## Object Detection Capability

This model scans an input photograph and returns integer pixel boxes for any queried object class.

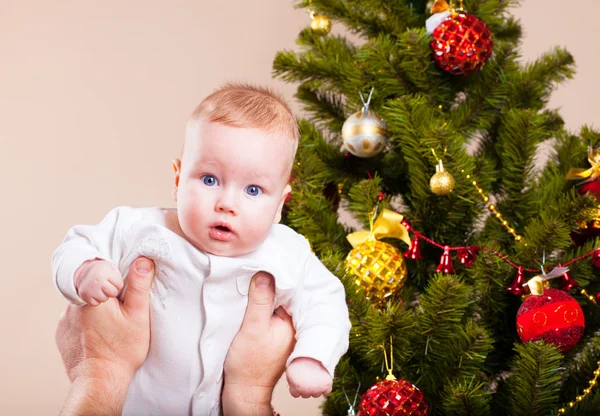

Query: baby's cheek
[245,221,273,249]
[179,200,204,234]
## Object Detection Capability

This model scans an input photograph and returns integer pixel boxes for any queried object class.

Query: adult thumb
[242,271,275,332]
[123,257,155,316]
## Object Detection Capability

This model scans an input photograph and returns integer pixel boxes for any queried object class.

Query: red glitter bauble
[430,12,493,75]
[358,378,429,416]
[516,288,584,353]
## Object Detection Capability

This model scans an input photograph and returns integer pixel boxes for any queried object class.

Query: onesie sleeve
[51,206,137,305]
[285,245,351,377]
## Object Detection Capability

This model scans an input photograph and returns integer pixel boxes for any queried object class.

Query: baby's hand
[75,259,123,306]
[286,357,332,398]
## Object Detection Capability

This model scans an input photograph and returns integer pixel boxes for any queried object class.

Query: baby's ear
[274,184,292,224]
[172,159,182,201]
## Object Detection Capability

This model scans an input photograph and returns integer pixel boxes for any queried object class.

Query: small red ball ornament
[358,378,430,416]
[579,179,600,199]
[431,12,493,75]
[592,250,600,268]
[516,288,584,353]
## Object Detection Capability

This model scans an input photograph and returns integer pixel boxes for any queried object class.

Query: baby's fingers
[101,281,120,298]
[81,291,100,306]
[92,291,109,304]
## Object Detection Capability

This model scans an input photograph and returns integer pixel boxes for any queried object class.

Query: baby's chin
[190,238,259,258]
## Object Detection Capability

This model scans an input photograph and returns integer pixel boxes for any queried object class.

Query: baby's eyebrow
[250,170,272,178]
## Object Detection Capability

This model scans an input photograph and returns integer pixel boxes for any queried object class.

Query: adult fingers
[122,257,155,316]
[241,272,275,332]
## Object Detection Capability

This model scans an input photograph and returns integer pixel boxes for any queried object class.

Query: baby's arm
[52,206,135,305]
[285,250,351,398]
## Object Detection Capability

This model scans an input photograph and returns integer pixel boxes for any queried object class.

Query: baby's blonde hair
[189,82,299,147]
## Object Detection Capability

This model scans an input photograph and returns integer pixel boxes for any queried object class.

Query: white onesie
[52,206,351,416]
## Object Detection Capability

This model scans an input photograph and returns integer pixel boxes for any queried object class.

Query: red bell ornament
[436,246,455,274]
[507,266,529,296]
[559,267,579,291]
[457,247,477,267]
[404,237,423,260]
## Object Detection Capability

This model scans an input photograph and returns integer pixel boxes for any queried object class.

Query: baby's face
[174,121,293,257]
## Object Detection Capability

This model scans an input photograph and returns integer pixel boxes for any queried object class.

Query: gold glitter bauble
[430,171,455,195]
[310,14,331,35]
[342,109,388,158]
[345,239,407,305]
[430,161,455,195]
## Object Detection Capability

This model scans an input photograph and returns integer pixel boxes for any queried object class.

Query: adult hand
[56,257,156,416]
[222,271,296,416]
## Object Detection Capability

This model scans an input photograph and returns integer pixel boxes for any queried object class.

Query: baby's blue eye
[245,185,262,196]
[202,175,218,186]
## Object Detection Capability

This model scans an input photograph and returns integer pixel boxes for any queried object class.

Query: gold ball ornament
[342,108,388,157]
[345,239,407,305]
[310,14,331,35]
[430,160,455,195]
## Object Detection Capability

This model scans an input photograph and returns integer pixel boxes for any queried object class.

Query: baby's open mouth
[215,225,230,232]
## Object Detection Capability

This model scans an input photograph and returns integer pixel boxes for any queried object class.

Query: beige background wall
[0,1,598,414]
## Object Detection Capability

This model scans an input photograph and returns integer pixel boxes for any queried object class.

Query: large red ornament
[430,12,493,75]
[358,378,429,416]
[516,288,584,353]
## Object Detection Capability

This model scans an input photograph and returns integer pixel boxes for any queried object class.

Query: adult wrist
[61,359,133,416]
[222,383,273,416]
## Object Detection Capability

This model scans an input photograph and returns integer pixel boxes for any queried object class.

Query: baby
[52,83,351,416]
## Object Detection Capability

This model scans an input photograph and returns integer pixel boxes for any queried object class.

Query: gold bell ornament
[342,88,388,158]
[430,159,455,195]
[345,209,411,305]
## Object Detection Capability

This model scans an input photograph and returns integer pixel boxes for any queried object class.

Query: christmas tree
[273,0,600,414]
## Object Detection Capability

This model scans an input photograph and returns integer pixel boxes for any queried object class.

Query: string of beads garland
[459,168,526,244]
[557,360,600,413]
[427,146,521,243]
